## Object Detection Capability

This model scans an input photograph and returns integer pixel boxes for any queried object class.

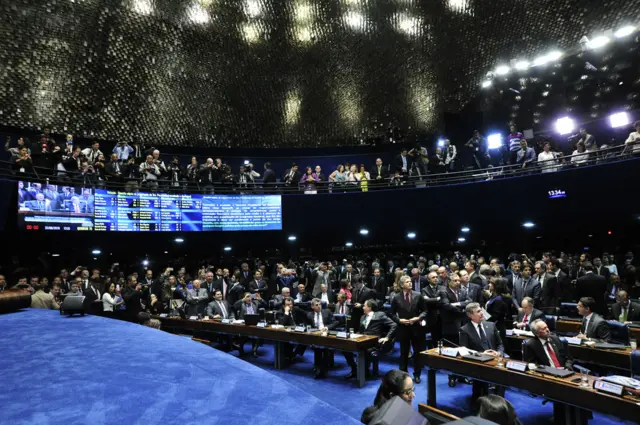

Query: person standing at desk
[389,275,427,384]
[576,297,611,342]
[306,298,338,379]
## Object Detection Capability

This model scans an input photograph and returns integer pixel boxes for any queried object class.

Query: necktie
[39,201,43,210]
[315,312,320,328]
[621,307,628,323]
[404,292,411,307]
[539,275,544,288]
[340,304,345,314]
[247,304,254,315]
[546,341,561,368]
[414,279,419,291]
[75,205,79,213]
[477,324,489,350]
[523,314,528,325]
[219,301,227,318]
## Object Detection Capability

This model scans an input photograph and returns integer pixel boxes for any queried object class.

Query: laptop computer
[461,353,494,363]
[536,365,574,378]
[244,314,261,326]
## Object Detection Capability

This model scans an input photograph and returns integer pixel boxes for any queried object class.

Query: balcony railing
[2,143,637,194]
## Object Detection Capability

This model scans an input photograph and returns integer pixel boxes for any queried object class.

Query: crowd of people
[4,121,639,194]
[8,248,639,384]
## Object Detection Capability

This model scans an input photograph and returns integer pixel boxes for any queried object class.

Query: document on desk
[602,375,640,390]
[512,329,534,337]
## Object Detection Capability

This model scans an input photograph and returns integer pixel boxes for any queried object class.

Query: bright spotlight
[487,133,503,150]
[546,51,563,61]
[244,160,250,165]
[457,237,466,242]
[461,227,470,233]
[288,235,297,241]
[359,228,369,235]
[174,237,184,243]
[91,249,101,255]
[615,26,636,38]
[588,36,610,49]
[142,260,149,267]
[609,112,630,128]
[223,246,232,252]
[344,11,365,31]
[514,60,530,70]
[244,0,262,18]
[495,65,510,76]
[437,139,445,147]
[407,232,416,239]
[532,55,550,66]
[481,80,492,88]
[345,242,353,247]
[51,253,60,257]
[522,221,535,228]
[555,116,575,135]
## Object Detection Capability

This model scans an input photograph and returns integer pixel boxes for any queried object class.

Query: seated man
[318,283,334,305]
[272,287,291,311]
[235,292,267,357]
[306,298,338,379]
[276,297,306,360]
[513,297,544,331]
[344,299,397,379]
[525,319,572,369]
[610,290,640,325]
[294,283,312,303]
[205,289,236,351]
[577,296,611,342]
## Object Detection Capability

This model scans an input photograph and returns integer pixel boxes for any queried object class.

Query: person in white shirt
[81,141,103,164]
[102,283,123,313]
[319,284,332,305]
[570,141,588,166]
[139,155,160,187]
[624,120,640,154]
[537,142,559,173]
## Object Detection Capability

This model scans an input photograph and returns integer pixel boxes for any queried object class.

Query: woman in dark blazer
[485,278,515,351]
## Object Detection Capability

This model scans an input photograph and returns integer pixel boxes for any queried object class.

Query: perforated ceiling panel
[0,0,637,147]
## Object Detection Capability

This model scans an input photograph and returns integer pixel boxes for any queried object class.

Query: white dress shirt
[538,337,560,367]
[583,312,593,335]
[320,292,329,303]
[314,311,324,329]
[363,312,374,329]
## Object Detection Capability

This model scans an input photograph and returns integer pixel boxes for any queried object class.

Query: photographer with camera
[465,130,490,169]
[237,163,260,193]
[113,140,134,162]
[81,141,103,164]
[139,155,160,189]
[408,143,429,177]
[123,274,148,322]
[167,156,182,189]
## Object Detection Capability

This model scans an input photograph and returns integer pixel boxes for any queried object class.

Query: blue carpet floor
[0,309,361,425]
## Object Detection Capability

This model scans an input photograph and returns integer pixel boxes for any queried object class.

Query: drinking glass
[630,339,637,350]
[496,353,505,368]
[580,370,589,387]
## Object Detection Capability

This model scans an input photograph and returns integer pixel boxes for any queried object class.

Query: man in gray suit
[514,297,545,330]
[185,279,209,316]
[31,284,60,309]
[206,289,235,320]
[577,296,611,342]
[28,193,52,212]
[512,264,541,310]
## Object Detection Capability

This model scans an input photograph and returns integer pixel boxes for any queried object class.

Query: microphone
[440,338,460,348]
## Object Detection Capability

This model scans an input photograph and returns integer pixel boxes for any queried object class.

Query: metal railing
[2,143,638,195]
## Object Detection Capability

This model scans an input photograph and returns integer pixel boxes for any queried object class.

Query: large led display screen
[19,183,282,232]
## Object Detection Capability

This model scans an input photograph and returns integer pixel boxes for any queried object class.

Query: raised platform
[0,309,362,425]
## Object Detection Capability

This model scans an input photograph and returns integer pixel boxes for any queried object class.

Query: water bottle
[438,340,443,355]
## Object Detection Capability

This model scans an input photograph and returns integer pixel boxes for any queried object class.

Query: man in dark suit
[605,273,623,304]
[83,277,102,315]
[505,261,522,294]
[202,271,218,302]
[592,257,611,281]
[575,261,607,315]
[389,275,428,383]
[421,271,446,347]
[317,284,335,305]
[282,163,301,187]
[370,158,387,187]
[239,263,252,285]
[293,283,312,303]
[123,275,147,322]
[549,259,572,303]
[369,268,387,302]
[465,260,487,289]
[440,274,467,345]
[247,270,268,294]
[393,149,410,176]
[610,290,640,324]
[410,268,427,292]
[459,302,504,355]
[351,278,376,326]
[577,297,611,342]
[458,270,483,305]
[535,261,558,310]
[306,298,338,379]
[271,287,291,311]
[344,299,397,378]
[28,193,52,212]
[206,289,235,320]
[525,319,572,369]
[262,162,276,186]
[340,263,356,284]
[514,297,545,330]
[512,264,541,309]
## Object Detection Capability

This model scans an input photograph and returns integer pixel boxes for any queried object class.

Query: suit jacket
[369,276,387,301]
[359,311,397,340]
[389,290,428,336]
[293,292,312,303]
[247,279,268,294]
[185,288,209,316]
[439,286,467,336]
[306,309,338,329]
[393,154,410,172]
[205,300,235,319]
[555,270,572,302]
[334,302,351,316]
[468,272,487,289]
[506,273,521,294]
[28,200,52,212]
[282,169,301,186]
[537,273,559,308]
[410,276,427,292]
[421,284,446,328]
[369,165,388,181]
[460,283,483,305]
[262,169,276,184]
[576,273,608,315]
[516,308,545,330]
[524,335,572,369]
[593,266,611,281]
[123,286,145,316]
[30,290,60,310]
[83,286,102,313]
[276,309,298,326]
[339,271,357,283]
[226,282,245,305]
[580,313,611,341]
[512,277,541,308]
[236,299,267,319]
[352,286,376,305]
[610,301,640,323]
[317,291,335,305]
[459,321,504,353]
